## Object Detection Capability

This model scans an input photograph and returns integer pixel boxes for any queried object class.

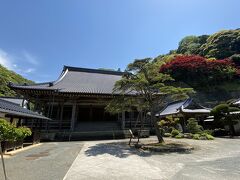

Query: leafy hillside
[175,29,240,59]
[0,64,34,96]
[156,28,240,106]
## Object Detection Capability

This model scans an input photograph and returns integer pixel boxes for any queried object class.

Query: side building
[0,97,49,148]
[9,66,144,140]
[157,99,211,131]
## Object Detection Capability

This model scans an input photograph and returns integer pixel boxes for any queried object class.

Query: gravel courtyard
[1,137,240,180]
[64,137,240,180]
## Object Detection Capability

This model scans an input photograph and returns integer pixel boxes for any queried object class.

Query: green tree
[230,54,240,66]
[211,104,240,136]
[106,58,194,143]
[177,35,209,55]
[200,29,240,59]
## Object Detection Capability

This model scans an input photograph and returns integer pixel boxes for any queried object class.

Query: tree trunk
[151,108,164,143]
[153,119,164,143]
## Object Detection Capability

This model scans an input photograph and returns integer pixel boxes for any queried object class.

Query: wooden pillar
[17,118,21,127]
[121,111,125,129]
[10,117,13,124]
[71,103,77,131]
[59,103,64,130]
[130,111,134,128]
[118,113,121,123]
[90,105,93,121]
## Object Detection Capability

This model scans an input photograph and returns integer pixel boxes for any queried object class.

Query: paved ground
[0,142,83,180]
[1,137,240,180]
[64,137,240,180]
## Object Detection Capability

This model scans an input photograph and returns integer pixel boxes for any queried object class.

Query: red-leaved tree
[160,55,238,87]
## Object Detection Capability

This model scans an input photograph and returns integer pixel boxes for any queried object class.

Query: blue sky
[0,0,239,82]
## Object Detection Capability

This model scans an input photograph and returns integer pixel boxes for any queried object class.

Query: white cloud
[0,48,38,75]
[23,51,39,65]
[0,48,15,70]
[24,68,36,74]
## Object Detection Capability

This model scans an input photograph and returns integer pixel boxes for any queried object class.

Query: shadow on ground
[84,142,153,158]
[84,140,193,158]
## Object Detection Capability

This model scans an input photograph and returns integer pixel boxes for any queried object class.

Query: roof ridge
[63,65,125,76]
[9,81,52,87]
[167,98,189,105]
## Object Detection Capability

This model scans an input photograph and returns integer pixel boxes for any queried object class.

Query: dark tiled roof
[0,99,50,120]
[158,99,211,116]
[0,97,24,106]
[10,66,126,95]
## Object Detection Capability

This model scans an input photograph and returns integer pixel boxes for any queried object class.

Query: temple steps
[40,130,131,141]
[40,129,151,141]
[74,121,121,132]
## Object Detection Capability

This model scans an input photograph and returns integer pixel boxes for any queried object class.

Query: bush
[0,119,32,141]
[19,127,32,139]
[186,118,203,134]
[206,134,214,140]
[175,133,184,139]
[15,127,32,140]
[184,133,193,139]
[200,132,214,140]
[193,134,200,140]
[0,119,15,141]
[163,133,171,137]
[171,129,180,137]
[202,130,213,135]
[14,128,24,141]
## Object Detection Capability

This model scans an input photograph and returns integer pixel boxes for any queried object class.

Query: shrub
[199,136,207,140]
[0,118,15,141]
[186,118,203,134]
[171,129,180,137]
[163,133,171,137]
[200,132,214,140]
[19,127,32,138]
[175,133,184,139]
[193,134,200,140]
[159,117,180,133]
[0,119,32,141]
[15,127,32,140]
[14,128,24,141]
[184,133,193,139]
[202,130,213,135]
[206,134,214,140]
